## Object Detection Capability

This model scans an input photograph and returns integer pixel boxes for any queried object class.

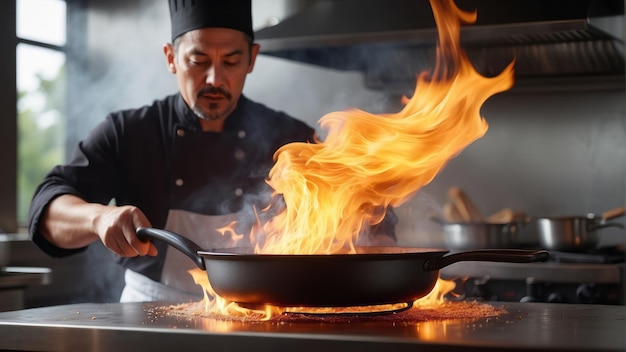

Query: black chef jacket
[28,93,397,283]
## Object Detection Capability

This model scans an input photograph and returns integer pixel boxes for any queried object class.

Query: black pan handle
[136,227,206,270]
[424,249,550,271]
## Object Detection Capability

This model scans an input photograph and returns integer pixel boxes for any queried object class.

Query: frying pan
[137,227,549,307]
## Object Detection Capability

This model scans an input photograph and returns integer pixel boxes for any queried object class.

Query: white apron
[120,209,245,302]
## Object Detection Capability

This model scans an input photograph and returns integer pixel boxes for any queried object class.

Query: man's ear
[163,43,176,74]
[247,43,260,73]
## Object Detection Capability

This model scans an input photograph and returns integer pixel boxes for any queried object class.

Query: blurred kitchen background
[0,0,624,309]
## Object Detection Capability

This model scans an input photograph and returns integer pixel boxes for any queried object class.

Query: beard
[193,86,234,121]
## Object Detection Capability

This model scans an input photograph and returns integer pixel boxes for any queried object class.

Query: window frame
[0,0,18,233]
[0,0,84,233]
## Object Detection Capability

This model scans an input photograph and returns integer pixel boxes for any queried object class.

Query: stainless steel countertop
[0,302,624,351]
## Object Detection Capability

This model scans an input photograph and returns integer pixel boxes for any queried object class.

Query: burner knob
[546,292,566,303]
[576,283,599,304]
[520,277,543,303]
[470,278,490,300]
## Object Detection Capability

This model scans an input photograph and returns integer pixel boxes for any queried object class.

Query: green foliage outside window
[17,67,66,224]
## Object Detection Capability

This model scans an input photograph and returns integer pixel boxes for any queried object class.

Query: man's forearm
[40,194,102,249]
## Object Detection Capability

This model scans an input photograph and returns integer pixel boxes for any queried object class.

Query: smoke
[393,189,447,247]
[246,54,393,139]
[65,0,176,149]
[51,0,175,303]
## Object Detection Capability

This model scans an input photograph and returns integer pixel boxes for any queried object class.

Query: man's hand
[41,194,158,257]
[93,205,159,257]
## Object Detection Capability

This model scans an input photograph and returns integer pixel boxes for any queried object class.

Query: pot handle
[136,227,206,270]
[601,207,625,221]
[590,222,625,231]
[424,249,550,271]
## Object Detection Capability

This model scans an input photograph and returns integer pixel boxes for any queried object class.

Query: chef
[27,0,397,302]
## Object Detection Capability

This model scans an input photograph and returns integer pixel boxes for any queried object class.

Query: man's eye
[225,60,240,67]
[189,58,207,66]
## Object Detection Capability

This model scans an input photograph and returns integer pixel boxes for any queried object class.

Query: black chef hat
[168,0,254,41]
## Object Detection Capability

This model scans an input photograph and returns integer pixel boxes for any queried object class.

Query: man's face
[164,28,259,125]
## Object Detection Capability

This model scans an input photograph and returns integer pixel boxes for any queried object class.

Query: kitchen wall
[243,55,626,249]
[398,88,626,248]
[20,0,624,306]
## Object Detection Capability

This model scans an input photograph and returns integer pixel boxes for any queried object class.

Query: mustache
[197,86,231,100]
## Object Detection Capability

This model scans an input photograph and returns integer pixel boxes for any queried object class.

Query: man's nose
[205,65,223,86]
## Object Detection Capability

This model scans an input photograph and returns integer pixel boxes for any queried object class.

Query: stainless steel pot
[432,213,530,250]
[441,222,523,250]
[536,207,624,252]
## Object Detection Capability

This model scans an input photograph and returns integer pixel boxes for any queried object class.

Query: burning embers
[181,0,514,320]
[162,300,506,323]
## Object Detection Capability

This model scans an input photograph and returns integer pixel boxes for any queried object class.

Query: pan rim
[197,246,450,257]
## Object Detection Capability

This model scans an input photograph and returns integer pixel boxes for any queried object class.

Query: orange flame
[255,0,514,254]
[188,269,283,321]
[413,276,457,308]
[191,0,514,318]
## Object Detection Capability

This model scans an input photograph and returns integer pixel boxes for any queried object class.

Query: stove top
[440,247,624,305]
[0,302,624,352]
[441,260,623,283]
[548,246,625,264]
[441,245,624,280]
[0,266,52,289]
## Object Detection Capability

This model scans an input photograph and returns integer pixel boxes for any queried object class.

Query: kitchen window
[16,0,67,228]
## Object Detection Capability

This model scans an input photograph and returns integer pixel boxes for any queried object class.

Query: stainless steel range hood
[255,0,625,92]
